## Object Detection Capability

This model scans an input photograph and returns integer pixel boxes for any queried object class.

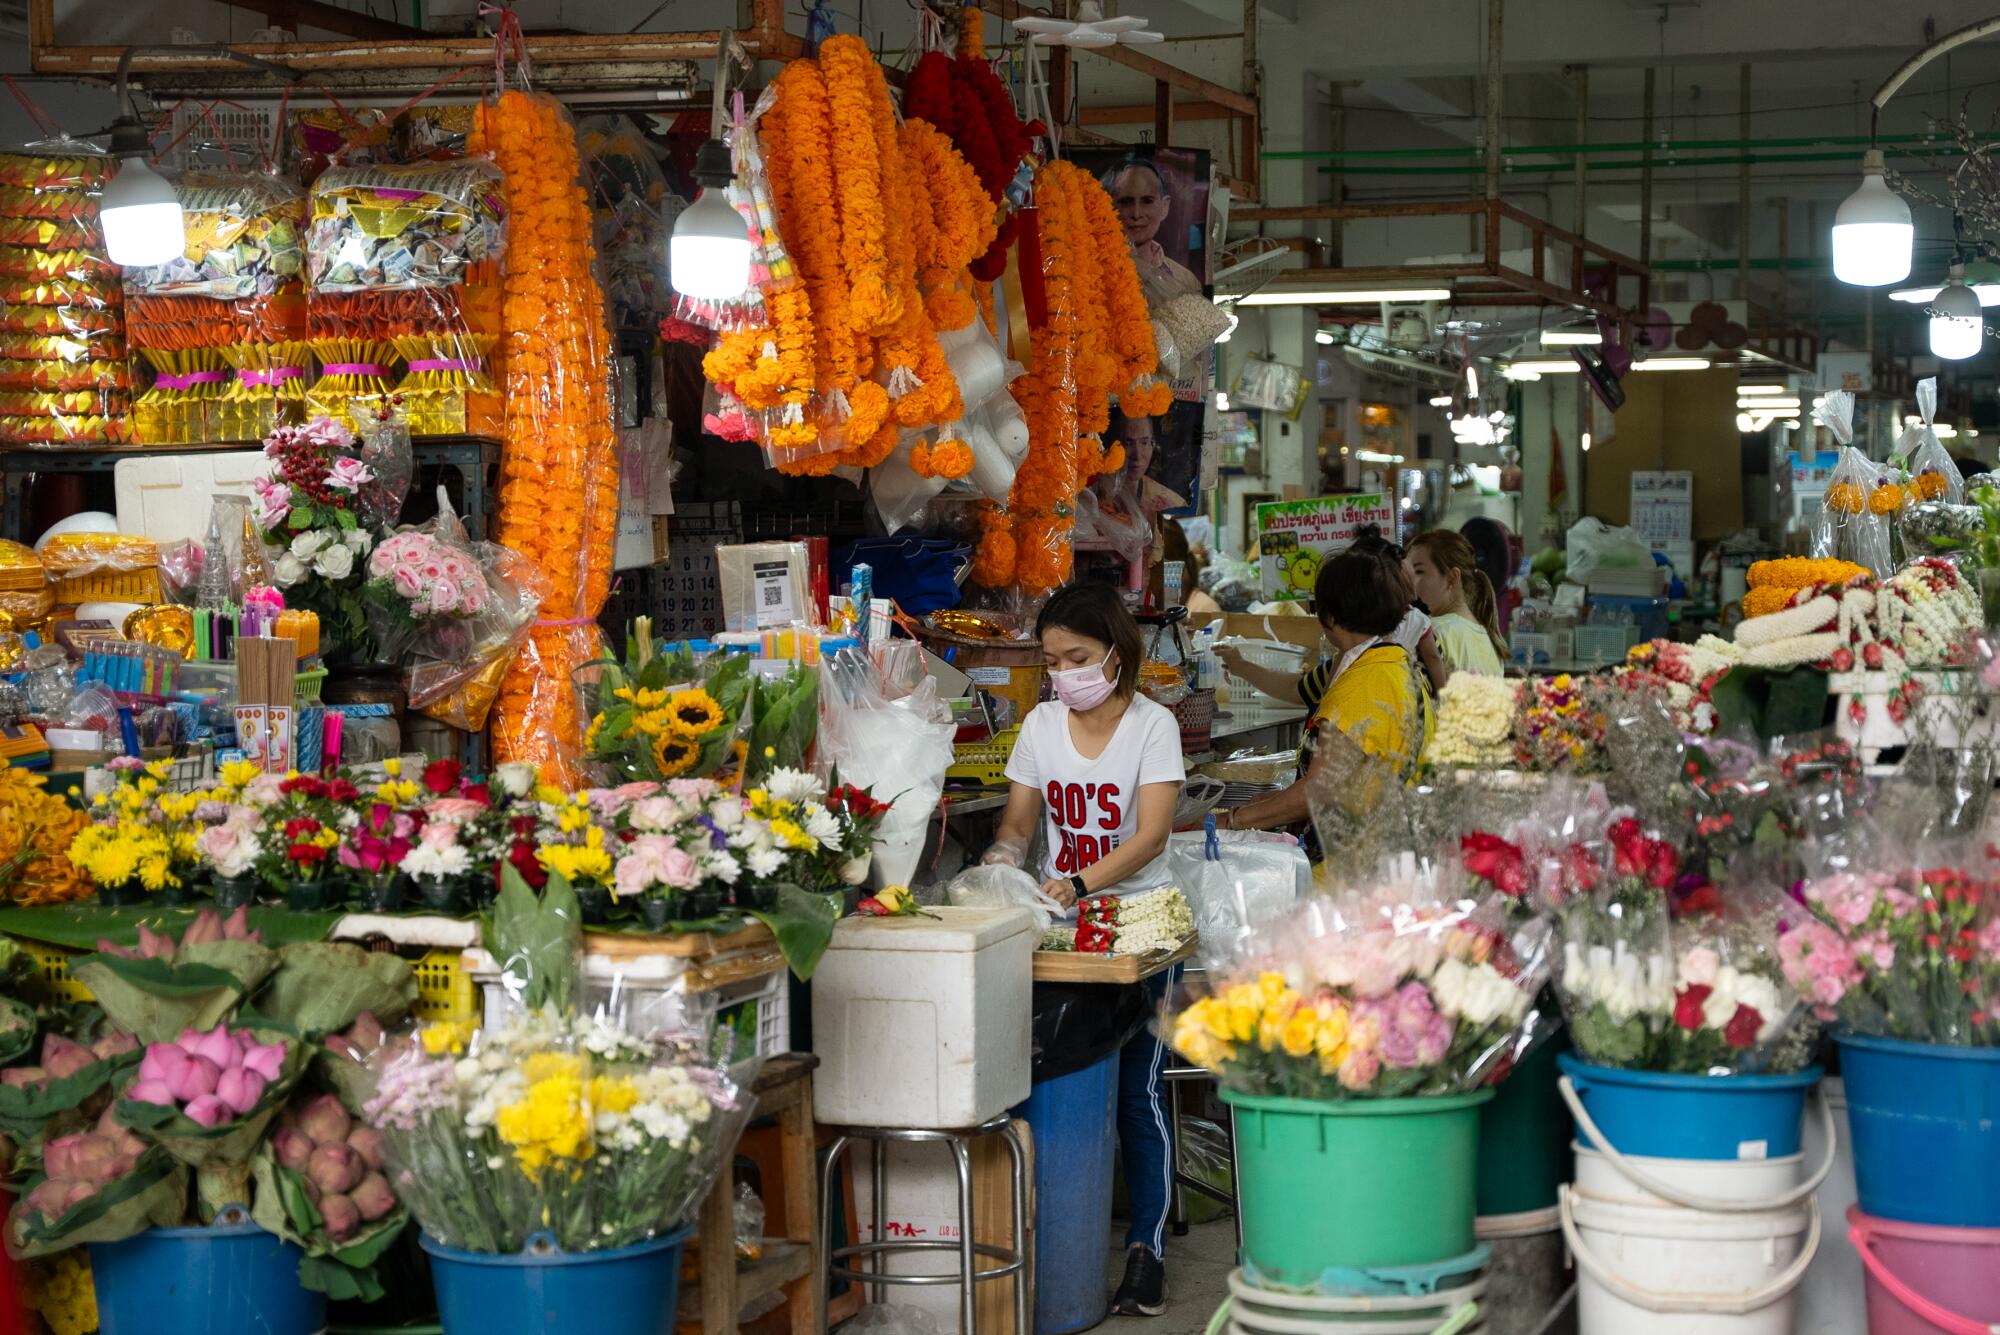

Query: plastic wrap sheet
[472,92,620,786]
[1894,377,1964,507]
[362,488,500,663]
[0,143,129,447]
[579,116,675,328]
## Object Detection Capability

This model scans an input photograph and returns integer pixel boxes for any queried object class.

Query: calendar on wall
[1629,470,1693,575]
[627,500,739,642]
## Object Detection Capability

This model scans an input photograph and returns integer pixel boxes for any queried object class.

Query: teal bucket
[1839,1034,2000,1227]
[1477,1037,1572,1215]
[88,1216,322,1335]
[420,1227,691,1334]
[1557,1054,1822,1160]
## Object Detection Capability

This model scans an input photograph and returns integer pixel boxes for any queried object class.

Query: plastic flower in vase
[251,415,380,664]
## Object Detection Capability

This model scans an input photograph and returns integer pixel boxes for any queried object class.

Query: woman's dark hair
[1036,582,1144,698]
[1313,547,1409,638]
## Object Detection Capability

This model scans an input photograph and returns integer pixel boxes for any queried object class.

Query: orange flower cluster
[974,161,1163,593]
[703,38,995,477]
[471,91,621,786]
[910,434,975,480]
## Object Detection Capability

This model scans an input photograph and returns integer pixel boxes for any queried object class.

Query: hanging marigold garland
[470,90,620,785]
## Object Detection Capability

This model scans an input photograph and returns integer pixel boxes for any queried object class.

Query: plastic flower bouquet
[361,491,503,665]
[584,632,753,783]
[1782,836,2000,1046]
[250,415,380,662]
[1169,859,1553,1100]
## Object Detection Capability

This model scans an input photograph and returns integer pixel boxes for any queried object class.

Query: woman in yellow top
[1222,546,1432,840]
[1405,529,1508,676]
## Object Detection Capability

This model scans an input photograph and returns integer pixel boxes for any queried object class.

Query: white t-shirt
[1005,694,1187,890]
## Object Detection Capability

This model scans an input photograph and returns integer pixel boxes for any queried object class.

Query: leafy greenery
[6,1150,187,1259]
[252,1147,406,1303]
[254,942,417,1039]
[1707,666,1830,741]
[70,943,277,1045]
[0,905,341,952]
[483,865,581,1013]
[747,666,819,780]
[744,885,839,981]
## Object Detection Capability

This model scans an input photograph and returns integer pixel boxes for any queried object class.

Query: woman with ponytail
[1405,529,1507,676]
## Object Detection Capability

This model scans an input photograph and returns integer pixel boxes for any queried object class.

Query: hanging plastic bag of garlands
[669,94,779,334]
[580,115,678,328]
[1811,392,1895,578]
[0,139,130,449]
[1892,376,1964,507]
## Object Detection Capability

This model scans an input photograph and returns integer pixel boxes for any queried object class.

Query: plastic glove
[981,835,1027,868]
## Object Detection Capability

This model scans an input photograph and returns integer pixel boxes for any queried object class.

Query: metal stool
[819,1116,1030,1335]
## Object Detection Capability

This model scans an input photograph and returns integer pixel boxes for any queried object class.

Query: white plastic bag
[818,647,957,888]
[1564,517,1653,582]
[1167,823,1310,966]
[946,863,1065,933]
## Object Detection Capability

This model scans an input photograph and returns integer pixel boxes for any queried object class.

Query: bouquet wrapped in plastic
[362,488,497,664]
[582,633,753,784]
[1169,854,1554,1099]
[1893,376,1964,507]
[352,871,751,1254]
[405,538,550,733]
[1783,831,2000,1046]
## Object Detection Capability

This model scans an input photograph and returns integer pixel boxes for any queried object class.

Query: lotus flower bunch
[22,1105,148,1221]
[323,1010,385,1065]
[0,1031,138,1090]
[94,906,260,961]
[128,1026,284,1127]
[270,1093,396,1242]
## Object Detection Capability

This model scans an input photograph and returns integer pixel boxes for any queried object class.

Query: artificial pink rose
[657,846,701,890]
[324,456,376,492]
[392,567,423,600]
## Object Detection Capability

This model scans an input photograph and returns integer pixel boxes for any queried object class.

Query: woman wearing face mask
[984,581,1185,1317]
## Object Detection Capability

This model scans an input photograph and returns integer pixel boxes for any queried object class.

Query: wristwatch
[1070,875,1089,899]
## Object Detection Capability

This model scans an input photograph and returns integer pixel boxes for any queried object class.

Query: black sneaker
[1110,1245,1167,1317]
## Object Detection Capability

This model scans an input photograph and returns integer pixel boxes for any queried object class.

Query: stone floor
[1099,1216,1237,1335]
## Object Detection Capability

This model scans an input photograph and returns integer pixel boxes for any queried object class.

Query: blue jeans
[1118,964,1180,1257]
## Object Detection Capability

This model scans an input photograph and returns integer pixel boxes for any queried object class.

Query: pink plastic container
[1849,1205,2000,1335]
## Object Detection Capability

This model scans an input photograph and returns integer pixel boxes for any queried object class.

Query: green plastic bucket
[1222,1088,1493,1289]
[1476,1037,1573,1216]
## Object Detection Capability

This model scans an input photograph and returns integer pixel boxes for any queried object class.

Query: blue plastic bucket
[1838,1034,2000,1227]
[1557,1054,1822,1160]
[88,1217,322,1335]
[421,1226,691,1334]
[1015,1049,1118,1335]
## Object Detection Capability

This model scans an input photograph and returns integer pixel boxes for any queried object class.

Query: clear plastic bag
[363,486,500,664]
[1894,376,1964,507]
[579,117,676,329]
[818,645,956,888]
[945,862,1064,932]
[306,159,506,293]
[1811,391,1896,577]
[122,171,305,301]
[1166,824,1310,967]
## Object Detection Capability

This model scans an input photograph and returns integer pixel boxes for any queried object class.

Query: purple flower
[696,816,728,851]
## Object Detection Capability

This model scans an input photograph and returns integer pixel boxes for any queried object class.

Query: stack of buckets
[1473,1040,1573,1334]
[1222,1086,1497,1333]
[1837,1035,2000,1335]
[1556,1054,1828,1334]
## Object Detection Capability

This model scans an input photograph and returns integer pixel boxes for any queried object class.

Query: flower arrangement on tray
[1039,887,1193,955]
[1168,863,1552,1099]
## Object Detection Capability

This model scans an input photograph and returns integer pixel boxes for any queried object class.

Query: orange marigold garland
[820,36,899,336]
[472,91,620,785]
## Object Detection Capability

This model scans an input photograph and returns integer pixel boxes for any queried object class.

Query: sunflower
[666,689,726,738]
[652,732,700,778]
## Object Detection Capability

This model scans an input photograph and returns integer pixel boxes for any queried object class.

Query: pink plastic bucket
[1849,1205,2000,1335]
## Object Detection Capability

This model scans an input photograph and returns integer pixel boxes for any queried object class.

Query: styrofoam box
[114,451,273,547]
[812,906,1036,1129]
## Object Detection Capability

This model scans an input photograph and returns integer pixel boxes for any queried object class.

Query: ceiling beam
[209,0,427,41]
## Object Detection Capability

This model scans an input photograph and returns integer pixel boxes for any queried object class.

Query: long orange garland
[470,90,620,785]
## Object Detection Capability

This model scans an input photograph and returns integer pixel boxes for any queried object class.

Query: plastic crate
[17,941,92,1005]
[162,102,282,173]
[411,947,479,1023]
[713,967,790,1065]
[1218,638,1310,703]
[295,666,327,704]
[947,726,1019,787]
[1573,624,1637,666]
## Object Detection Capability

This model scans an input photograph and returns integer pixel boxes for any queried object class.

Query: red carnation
[283,817,322,840]
[288,842,329,865]
[324,778,359,803]
[423,759,462,795]
[1723,1004,1763,1049]
[1673,983,1713,1031]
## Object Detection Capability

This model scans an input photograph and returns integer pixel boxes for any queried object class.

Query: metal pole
[1737,64,1751,299]
[1777,197,1791,315]
[1640,67,1655,266]
[1484,0,1504,200]
[1570,65,1587,238]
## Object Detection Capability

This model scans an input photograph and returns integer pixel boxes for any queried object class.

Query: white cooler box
[812,906,1035,1128]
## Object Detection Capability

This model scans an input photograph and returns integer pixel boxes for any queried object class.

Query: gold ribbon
[1001,240,1032,367]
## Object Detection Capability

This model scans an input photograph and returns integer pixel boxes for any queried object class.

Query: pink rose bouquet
[360,515,503,665]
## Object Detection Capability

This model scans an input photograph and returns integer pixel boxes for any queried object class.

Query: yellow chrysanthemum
[495,1072,594,1179]
[768,818,816,852]
[666,689,725,738]
[420,1018,478,1056]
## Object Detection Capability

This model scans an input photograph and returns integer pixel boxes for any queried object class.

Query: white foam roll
[965,425,1017,501]
[947,338,1006,407]
[991,400,1031,462]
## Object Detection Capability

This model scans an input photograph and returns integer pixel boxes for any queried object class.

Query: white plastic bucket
[1561,1185,1818,1335]
[1226,1269,1486,1335]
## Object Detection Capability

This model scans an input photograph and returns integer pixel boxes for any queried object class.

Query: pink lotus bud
[182,1095,231,1128]
[175,1028,205,1056]
[93,936,135,960]
[272,1126,313,1171]
[139,1042,190,1088]
[346,1125,386,1171]
[95,1105,145,1156]
[97,1152,138,1185]
[67,1137,117,1183]
[319,1192,360,1242]
[60,1181,98,1210]
[0,1067,43,1088]
[137,923,177,959]
[92,1031,139,1061]
[222,906,258,942]
[351,1172,396,1222]
[169,1055,220,1104]
[295,1094,351,1147]
[23,1179,68,1218]
[190,1028,239,1071]
[323,1036,360,1062]
[345,1012,384,1054]
[42,1134,86,1183]
[300,1177,321,1207]
[215,1067,267,1116]
[307,1142,362,1196]
[241,1042,285,1083]
[127,1078,177,1107]
[180,910,221,948]
[40,1035,95,1081]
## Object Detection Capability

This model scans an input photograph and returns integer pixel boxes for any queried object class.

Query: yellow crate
[18,940,92,1005]
[947,726,1019,788]
[411,947,478,1023]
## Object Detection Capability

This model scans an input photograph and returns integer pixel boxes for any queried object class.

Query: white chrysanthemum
[766,767,821,805]
[747,847,785,878]
[803,804,841,848]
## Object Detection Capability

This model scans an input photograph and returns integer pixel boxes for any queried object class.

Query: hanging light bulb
[1929,264,1983,360]
[1831,150,1913,286]
[97,103,184,267]
[670,139,751,300]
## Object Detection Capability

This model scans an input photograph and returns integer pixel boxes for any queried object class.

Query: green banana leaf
[70,940,278,1044]
[6,1150,188,1257]
[115,1029,309,1170]
[745,885,839,981]
[482,866,580,1013]
[251,1144,407,1303]
[253,942,417,1039]
[0,1048,141,1140]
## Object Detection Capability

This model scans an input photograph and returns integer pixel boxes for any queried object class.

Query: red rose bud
[1673,983,1713,1031]
[423,759,463,794]
[856,897,888,916]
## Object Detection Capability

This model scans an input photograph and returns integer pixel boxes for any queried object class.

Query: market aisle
[1101,1217,1237,1335]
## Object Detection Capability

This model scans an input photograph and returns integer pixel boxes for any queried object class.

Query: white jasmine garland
[1741,632,1845,670]
[1735,594,1837,647]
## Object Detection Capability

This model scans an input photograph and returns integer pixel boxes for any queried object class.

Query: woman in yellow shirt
[1223,546,1432,840]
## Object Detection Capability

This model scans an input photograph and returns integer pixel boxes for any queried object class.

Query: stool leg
[819,1134,850,1334]
[950,1137,976,1335]
[1003,1124,1031,1335]
[871,1140,889,1304]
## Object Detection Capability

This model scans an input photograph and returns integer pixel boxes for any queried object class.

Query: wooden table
[1031,934,1198,984]
[688,1052,823,1335]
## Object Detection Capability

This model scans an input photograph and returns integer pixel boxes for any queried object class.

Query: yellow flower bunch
[1172,972,1358,1078]
[420,1018,478,1056]
[26,1250,98,1335]
[495,1060,595,1179]
[68,818,178,892]
[0,759,89,904]
[538,825,614,886]
[1745,558,1867,591]
[375,777,421,806]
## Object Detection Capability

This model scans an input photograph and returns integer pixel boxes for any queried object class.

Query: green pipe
[1269,130,1991,163]
[1315,150,1918,175]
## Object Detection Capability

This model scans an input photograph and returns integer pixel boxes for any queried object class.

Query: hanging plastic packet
[1894,375,1964,506]
[1811,390,1895,577]
[579,116,679,328]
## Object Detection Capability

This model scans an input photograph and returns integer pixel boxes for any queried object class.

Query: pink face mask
[1050,653,1117,711]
